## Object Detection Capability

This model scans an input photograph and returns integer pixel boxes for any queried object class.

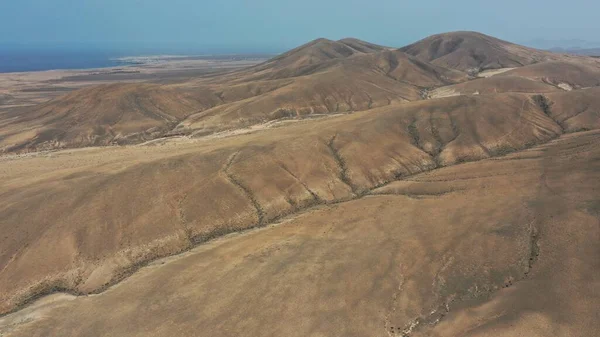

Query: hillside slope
[176,50,466,135]
[4,32,600,154]
[2,88,600,316]
[238,38,388,80]
[428,59,600,98]
[501,60,600,89]
[400,31,569,74]
[0,42,467,152]
[2,126,599,337]
[0,83,219,152]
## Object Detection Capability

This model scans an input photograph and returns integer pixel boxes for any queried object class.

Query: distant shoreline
[0,51,274,74]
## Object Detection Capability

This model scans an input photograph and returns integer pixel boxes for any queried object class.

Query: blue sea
[0,49,128,73]
[0,44,277,73]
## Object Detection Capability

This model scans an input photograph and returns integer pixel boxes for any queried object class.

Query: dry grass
[2,130,599,337]
[1,88,600,317]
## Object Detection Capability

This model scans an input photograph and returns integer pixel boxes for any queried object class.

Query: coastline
[0,54,268,112]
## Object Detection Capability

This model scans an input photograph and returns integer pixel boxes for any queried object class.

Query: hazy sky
[1,0,599,53]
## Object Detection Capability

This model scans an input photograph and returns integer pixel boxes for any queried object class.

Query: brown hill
[400,31,565,74]
[2,88,600,318]
[501,60,600,89]
[2,129,599,337]
[338,37,390,53]
[429,75,560,98]
[544,87,600,132]
[0,44,467,152]
[428,59,600,97]
[4,32,600,154]
[177,50,466,135]
[242,38,388,80]
[0,83,218,152]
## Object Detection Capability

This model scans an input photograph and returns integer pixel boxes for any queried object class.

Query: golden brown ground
[1,129,598,337]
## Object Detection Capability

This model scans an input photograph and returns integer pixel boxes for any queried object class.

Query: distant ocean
[0,49,129,73]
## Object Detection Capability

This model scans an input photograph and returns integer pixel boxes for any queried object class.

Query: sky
[1,0,599,54]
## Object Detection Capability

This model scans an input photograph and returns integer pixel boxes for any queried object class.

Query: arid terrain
[1,31,599,337]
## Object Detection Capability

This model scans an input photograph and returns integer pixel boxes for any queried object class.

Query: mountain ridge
[400,31,568,73]
[1,31,600,153]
